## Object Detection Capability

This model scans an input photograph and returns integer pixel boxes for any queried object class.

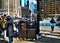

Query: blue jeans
[9,36,13,43]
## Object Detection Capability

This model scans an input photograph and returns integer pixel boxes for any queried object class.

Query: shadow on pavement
[25,36,60,43]
[0,39,9,43]
[39,36,60,43]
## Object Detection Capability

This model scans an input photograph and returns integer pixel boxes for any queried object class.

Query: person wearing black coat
[6,17,14,43]
[50,17,56,32]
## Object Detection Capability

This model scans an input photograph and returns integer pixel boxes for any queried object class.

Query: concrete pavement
[5,37,37,43]
[0,37,60,43]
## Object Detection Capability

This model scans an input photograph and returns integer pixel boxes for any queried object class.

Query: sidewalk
[5,37,36,43]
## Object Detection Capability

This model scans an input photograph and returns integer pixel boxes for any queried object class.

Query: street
[0,37,60,43]
[40,18,60,32]
[0,17,59,43]
[39,18,60,39]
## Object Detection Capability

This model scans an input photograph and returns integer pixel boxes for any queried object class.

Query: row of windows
[41,11,60,14]
[41,12,60,14]
[40,0,60,15]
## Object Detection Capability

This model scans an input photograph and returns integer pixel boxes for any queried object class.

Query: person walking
[0,18,4,39]
[1,14,7,40]
[1,15,7,30]
[6,16,14,43]
[50,17,56,32]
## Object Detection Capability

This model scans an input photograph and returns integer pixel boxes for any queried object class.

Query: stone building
[40,0,60,17]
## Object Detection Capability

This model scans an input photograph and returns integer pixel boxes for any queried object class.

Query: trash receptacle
[28,29,36,39]
[26,21,36,40]
[18,21,27,39]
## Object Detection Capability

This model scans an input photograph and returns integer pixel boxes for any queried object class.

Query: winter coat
[6,19,14,36]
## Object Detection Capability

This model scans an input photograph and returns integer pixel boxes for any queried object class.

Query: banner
[39,23,56,26]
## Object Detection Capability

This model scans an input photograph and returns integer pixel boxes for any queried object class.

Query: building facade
[1,0,30,18]
[40,0,60,17]
[2,0,20,17]
[0,0,2,9]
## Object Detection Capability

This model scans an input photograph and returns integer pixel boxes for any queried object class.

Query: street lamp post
[35,0,42,39]
[36,0,40,35]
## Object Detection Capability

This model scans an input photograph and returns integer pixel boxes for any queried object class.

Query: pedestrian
[50,17,56,32]
[6,16,14,43]
[0,18,4,39]
[1,14,7,40]
[1,14,7,29]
